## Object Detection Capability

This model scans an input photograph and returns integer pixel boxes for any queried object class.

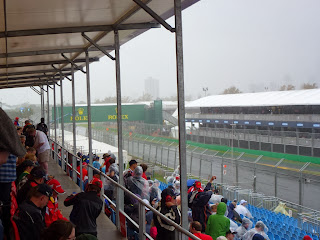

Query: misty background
[1,0,319,107]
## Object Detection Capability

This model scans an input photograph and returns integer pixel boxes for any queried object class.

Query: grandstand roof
[186,89,320,108]
[0,0,198,89]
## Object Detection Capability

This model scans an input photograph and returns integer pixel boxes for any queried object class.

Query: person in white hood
[235,200,253,219]
[243,221,270,240]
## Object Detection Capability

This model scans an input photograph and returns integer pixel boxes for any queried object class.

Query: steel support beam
[60,72,65,171]
[0,57,98,69]
[61,54,86,74]
[85,50,93,181]
[0,73,71,82]
[51,65,72,81]
[71,65,77,182]
[30,86,41,95]
[41,87,44,118]
[53,83,57,163]
[0,45,115,58]
[0,68,74,77]
[82,33,115,61]
[132,0,175,32]
[47,85,50,138]
[0,77,60,85]
[0,80,57,88]
[114,30,124,230]
[174,0,188,234]
[0,22,160,38]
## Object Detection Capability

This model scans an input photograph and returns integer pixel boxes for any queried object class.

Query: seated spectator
[64,178,103,237]
[235,200,253,219]
[17,167,46,204]
[227,201,242,223]
[140,163,148,180]
[273,202,289,216]
[16,160,36,190]
[45,178,68,227]
[153,188,181,240]
[14,184,53,240]
[16,126,23,135]
[205,202,230,239]
[27,147,37,156]
[243,221,270,240]
[252,233,265,240]
[235,218,252,239]
[127,166,149,200]
[189,221,213,240]
[41,220,75,240]
[149,179,161,203]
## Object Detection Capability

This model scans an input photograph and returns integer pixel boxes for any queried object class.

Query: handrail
[50,138,201,240]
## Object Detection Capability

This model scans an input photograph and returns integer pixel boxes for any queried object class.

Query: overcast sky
[1,0,320,106]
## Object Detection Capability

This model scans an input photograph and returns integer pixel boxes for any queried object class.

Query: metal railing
[70,126,320,213]
[50,139,201,240]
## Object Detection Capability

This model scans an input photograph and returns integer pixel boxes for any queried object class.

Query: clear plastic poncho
[149,179,161,202]
[104,163,119,190]
[242,221,269,240]
[127,166,150,200]
[235,218,253,240]
[173,181,180,196]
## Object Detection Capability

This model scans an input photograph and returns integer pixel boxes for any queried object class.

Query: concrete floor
[48,158,125,240]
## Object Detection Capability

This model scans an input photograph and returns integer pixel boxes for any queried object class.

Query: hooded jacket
[205,202,230,239]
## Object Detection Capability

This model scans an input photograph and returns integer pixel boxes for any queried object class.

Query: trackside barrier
[50,139,201,240]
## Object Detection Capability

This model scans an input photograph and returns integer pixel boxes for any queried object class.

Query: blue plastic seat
[274,234,280,240]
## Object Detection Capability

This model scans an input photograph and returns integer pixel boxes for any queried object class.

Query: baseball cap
[47,178,65,194]
[82,162,88,166]
[37,184,53,197]
[30,167,46,178]
[240,199,247,205]
[89,178,103,189]
[129,159,137,166]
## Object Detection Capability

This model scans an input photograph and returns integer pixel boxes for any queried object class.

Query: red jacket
[103,157,112,173]
[189,232,213,240]
[142,172,147,180]
[45,197,68,227]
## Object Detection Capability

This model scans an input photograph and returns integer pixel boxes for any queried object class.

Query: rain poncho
[243,221,269,240]
[205,202,230,239]
[209,194,223,205]
[173,181,180,196]
[235,204,253,219]
[149,179,161,202]
[274,202,289,216]
[166,176,175,186]
[104,163,119,191]
[235,218,253,240]
[127,166,150,200]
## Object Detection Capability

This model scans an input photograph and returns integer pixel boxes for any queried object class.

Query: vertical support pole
[138,203,146,240]
[60,72,65,171]
[47,85,50,138]
[114,30,124,230]
[53,82,57,162]
[174,0,188,232]
[40,87,44,118]
[71,65,77,182]
[85,50,93,181]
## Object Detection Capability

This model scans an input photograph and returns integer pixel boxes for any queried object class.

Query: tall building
[144,77,160,99]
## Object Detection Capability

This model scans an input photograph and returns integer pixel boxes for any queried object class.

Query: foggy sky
[1,0,320,106]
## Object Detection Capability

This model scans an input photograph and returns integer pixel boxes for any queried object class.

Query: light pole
[230,123,236,159]
[203,87,208,97]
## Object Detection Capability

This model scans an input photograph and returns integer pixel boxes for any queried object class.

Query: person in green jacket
[205,202,230,239]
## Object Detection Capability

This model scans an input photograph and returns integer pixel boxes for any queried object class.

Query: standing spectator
[14,184,53,240]
[22,120,34,134]
[140,163,148,180]
[45,178,68,227]
[235,218,252,239]
[77,162,88,181]
[189,221,213,240]
[189,176,216,232]
[123,159,137,188]
[41,220,75,240]
[29,128,50,173]
[104,158,118,200]
[101,153,112,173]
[153,188,181,240]
[235,200,253,219]
[205,202,230,239]
[92,156,101,170]
[36,117,48,136]
[127,166,150,200]
[243,221,270,240]
[64,178,103,237]
[107,150,116,160]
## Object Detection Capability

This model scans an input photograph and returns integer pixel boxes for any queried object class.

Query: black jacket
[188,182,213,232]
[153,203,181,240]
[14,200,46,240]
[64,191,103,235]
